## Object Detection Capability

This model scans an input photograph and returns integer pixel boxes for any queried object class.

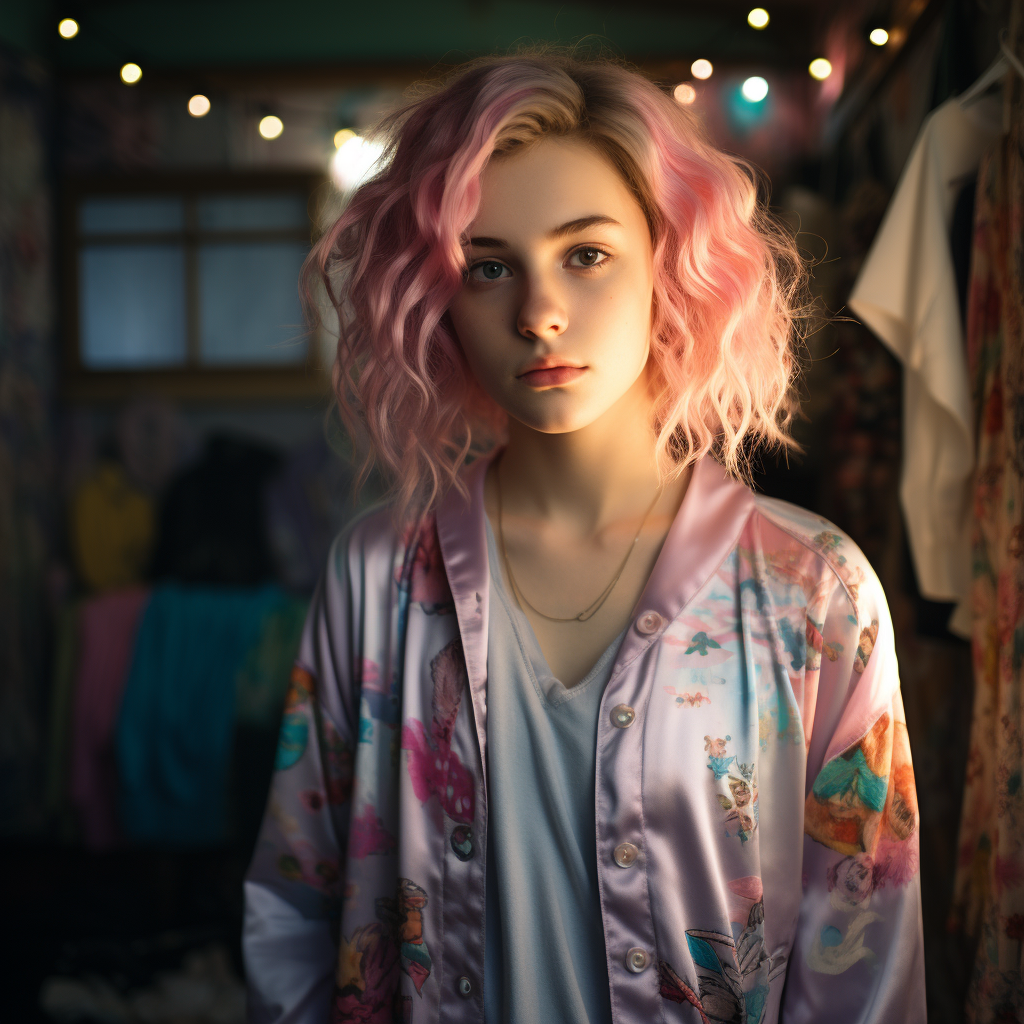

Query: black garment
[150,434,280,586]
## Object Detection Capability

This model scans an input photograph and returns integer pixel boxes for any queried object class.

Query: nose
[516,276,568,340]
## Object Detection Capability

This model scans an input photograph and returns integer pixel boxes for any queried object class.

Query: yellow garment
[71,463,155,591]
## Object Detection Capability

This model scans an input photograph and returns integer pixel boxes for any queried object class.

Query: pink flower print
[853,620,878,673]
[401,718,475,823]
[726,875,764,926]
[871,836,920,890]
[996,573,1024,646]
[704,735,730,759]
[350,803,398,858]
[360,658,382,691]
[430,638,467,746]
[827,854,875,910]
[275,840,341,896]
[397,516,454,613]
[334,923,402,1023]
[994,855,1024,895]
[300,789,325,813]
[323,718,355,806]
[401,638,474,823]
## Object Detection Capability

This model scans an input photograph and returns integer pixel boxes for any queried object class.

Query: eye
[568,246,610,269]
[467,260,510,282]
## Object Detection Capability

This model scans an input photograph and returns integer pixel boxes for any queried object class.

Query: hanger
[959,31,1024,108]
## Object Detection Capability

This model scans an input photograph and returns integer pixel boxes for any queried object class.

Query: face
[447,136,655,435]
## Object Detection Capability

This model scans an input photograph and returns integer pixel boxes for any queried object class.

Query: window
[65,174,328,399]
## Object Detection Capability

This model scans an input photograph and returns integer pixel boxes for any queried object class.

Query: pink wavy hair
[305,51,807,526]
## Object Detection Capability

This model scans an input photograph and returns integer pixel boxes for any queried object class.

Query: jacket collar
[435,449,755,709]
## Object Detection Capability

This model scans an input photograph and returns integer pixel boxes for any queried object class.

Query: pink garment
[69,586,150,849]
[243,453,926,1024]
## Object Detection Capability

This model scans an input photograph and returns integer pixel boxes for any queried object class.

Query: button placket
[613,842,639,868]
[625,947,650,973]
[610,704,635,729]
[450,824,474,861]
[457,976,473,997]
[599,616,661,1017]
[635,610,664,635]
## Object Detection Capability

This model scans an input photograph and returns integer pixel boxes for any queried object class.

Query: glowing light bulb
[188,94,211,118]
[58,18,79,39]
[259,115,284,140]
[331,134,385,192]
[673,82,697,105]
[691,59,713,81]
[808,58,832,80]
[120,63,142,85]
[869,28,889,46]
[334,128,356,149]
[741,76,769,102]
[747,8,769,29]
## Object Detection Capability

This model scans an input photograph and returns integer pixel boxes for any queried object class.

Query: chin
[510,408,598,435]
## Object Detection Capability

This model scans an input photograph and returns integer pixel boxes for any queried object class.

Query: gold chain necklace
[495,455,664,623]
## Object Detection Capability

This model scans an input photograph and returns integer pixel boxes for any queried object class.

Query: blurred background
[0,0,1017,1020]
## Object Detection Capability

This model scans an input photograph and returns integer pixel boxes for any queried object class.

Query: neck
[494,375,685,539]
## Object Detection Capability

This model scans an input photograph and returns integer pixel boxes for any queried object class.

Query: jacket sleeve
[243,533,361,1024]
[780,563,926,1023]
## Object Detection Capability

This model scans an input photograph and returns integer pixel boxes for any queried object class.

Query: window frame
[63,171,331,401]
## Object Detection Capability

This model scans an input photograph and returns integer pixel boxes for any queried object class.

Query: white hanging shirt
[848,95,1001,637]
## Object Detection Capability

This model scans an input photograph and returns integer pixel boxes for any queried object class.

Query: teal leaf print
[686,631,722,656]
[274,712,309,770]
[812,747,889,812]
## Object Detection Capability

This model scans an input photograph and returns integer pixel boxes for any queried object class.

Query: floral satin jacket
[243,452,926,1024]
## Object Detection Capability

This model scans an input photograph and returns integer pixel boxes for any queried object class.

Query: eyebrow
[466,215,621,250]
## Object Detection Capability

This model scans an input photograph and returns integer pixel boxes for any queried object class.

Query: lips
[517,366,587,387]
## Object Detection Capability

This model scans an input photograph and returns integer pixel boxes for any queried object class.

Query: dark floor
[2,844,248,1022]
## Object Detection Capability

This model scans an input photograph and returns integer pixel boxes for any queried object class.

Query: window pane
[80,245,187,368]
[197,195,308,231]
[80,197,184,235]
[198,242,308,365]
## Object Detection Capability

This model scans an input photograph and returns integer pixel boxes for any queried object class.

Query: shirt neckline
[483,513,627,705]
[435,449,756,767]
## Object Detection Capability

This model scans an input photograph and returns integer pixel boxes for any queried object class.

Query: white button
[610,704,636,729]
[626,947,650,973]
[457,976,473,997]
[636,610,663,635]
[614,842,639,867]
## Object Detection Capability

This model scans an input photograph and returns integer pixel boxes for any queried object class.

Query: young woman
[243,53,925,1024]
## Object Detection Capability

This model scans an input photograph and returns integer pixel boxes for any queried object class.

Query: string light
[747,8,769,29]
[808,58,833,80]
[259,114,284,140]
[691,59,713,80]
[741,76,769,102]
[58,18,79,39]
[869,28,889,46]
[188,94,211,118]
[673,83,697,105]
[120,63,142,85]
[331,133,385,192]
[334,128,356,148]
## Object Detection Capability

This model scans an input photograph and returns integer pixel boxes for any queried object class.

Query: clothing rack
[823,0,946,150]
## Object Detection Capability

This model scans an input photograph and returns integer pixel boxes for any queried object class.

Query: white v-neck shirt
[483,514,625,1023]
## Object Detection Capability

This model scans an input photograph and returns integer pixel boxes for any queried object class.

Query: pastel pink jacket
[243,452,926,1024]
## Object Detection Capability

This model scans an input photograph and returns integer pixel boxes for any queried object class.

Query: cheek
[583,270,654,358]
[447,298,505,388]
[448,299,486,364]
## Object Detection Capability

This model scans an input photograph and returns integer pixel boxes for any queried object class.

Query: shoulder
[751,495,885,622]
[322,501,411,595]
[324,501,452,604]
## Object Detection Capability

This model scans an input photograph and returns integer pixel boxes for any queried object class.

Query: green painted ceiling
[2,0,824,72]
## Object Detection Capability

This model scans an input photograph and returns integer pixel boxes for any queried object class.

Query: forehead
[473,136,644,235]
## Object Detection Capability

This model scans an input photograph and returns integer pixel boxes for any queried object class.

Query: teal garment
[116,584,288,846]
[483,516,624,1024]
